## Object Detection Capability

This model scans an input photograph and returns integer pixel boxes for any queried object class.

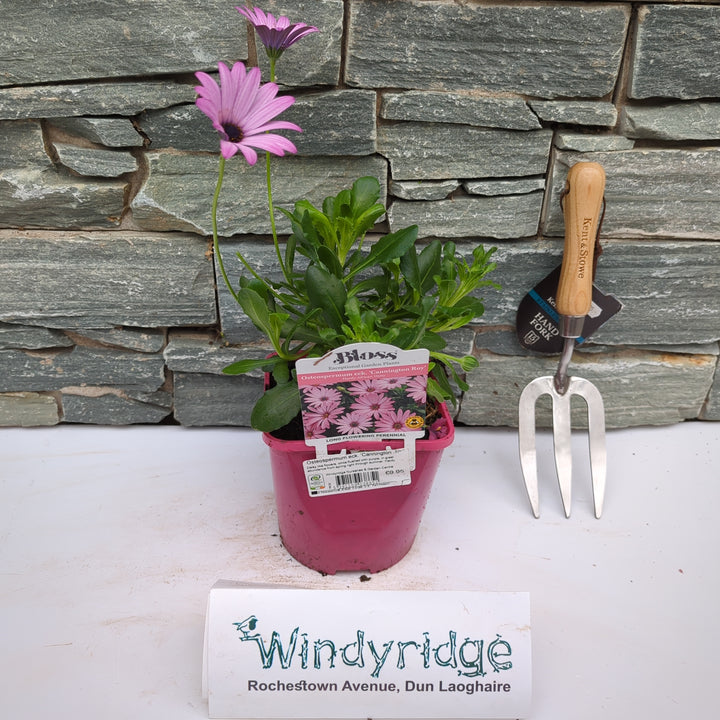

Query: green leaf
[426,374,456,408]
[353,203,385,236]
[272,359,291,384]
[347,275,388,298]
[348,225,418,279]
[344,296,362,334]
[236,287,274,338]
[316,245,343,277]
[399,244,421,293]
[250,379,302,433]
[284,234,297,272]
[395,296,434,349]
[415,331,448,351]
[417,240,442,293]
[427,363,456,403]
[367,225,418,264]
[305,264,348,331]
[351,176,381,211]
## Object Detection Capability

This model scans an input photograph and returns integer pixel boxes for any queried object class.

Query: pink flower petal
[194,61,300,164]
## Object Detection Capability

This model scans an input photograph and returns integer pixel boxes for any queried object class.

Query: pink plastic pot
[263,402,454,574]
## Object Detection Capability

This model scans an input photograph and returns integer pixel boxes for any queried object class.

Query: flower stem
[266,150,288,281]
[211,155,241,305]
[265,55,291,285]
[212,155,288,307]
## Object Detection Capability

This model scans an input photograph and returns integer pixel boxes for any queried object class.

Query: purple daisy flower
[335,411,373,436]
[304,401,344,432]
[428,417,450,440]
[406,376,427,404]
[374,409,415,434]
[350,392,394,421]
[346,379,389,396]
[236,6,318,60]
[302,385,343,408]
[194,61,301,164]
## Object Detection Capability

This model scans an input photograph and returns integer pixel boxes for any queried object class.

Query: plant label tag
[203,584,532,719]
[295,343,430,473]
[303,447,412,497]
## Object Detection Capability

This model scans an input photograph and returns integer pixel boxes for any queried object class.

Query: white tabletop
[1,422,718,719]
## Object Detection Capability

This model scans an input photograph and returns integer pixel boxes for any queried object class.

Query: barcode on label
[303,449,411,497]
[333,470,381,487]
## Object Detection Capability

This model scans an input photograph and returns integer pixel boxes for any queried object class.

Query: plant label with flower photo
[296,343,429,495]
[296,343,430,446]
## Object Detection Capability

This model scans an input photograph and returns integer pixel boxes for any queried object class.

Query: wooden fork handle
[556,162,606,319]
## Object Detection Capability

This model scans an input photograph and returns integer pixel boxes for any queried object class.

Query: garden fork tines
[518,162,607,519]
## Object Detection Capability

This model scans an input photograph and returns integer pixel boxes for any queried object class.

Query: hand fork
[518,162,607,519]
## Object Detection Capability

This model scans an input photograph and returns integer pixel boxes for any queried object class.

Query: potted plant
[194,6,498,573]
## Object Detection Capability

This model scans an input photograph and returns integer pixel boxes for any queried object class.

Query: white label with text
[203,586,532,719]
[303,448,411,496]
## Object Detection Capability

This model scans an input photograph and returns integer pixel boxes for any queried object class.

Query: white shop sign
[203,583,531,719]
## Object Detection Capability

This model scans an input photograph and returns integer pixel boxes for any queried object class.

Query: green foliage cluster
[223,176,498,432]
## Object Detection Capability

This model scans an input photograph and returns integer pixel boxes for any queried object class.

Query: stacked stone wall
[1,0,718,427]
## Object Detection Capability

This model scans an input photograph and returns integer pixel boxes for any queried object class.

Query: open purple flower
[374,409,416,434]
[194,61,301,164]
[236,6,318,60]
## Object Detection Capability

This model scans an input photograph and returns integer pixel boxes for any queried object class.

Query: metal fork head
[518,375,606,519]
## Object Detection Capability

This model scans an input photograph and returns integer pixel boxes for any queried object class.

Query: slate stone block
[464,178,546,197]
[0,346,166,393]
[173,372,264,426]
[0,169,126,229]
[388,194,543,240]
[346,0,629,98]
[620,103,720,141]
[553,134,634,152]
[61,391,172,424]
[164,332,256,375]
[529,101,618,127]
[459,349,717,429]
[439,327,475,361]
[2,122,127,226]
[0,231,216,329]
[0,81,196,120]
[138,105,216,152]
[582,240,720,347]
[0,0,248,86]
[390,180,460,202]
[53,143,138,178]
[378,123,553,181]
[631,4,720,100]
[48,117,144,147]
[545,150,720,239]
[0,393,60,427]
[72,328,166,353]
[381,92,540,130]
[0,324,73,350]
[473,327,532,357]
[0,121,52,168]
[283,90,377,156]
[132,152,388,236]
